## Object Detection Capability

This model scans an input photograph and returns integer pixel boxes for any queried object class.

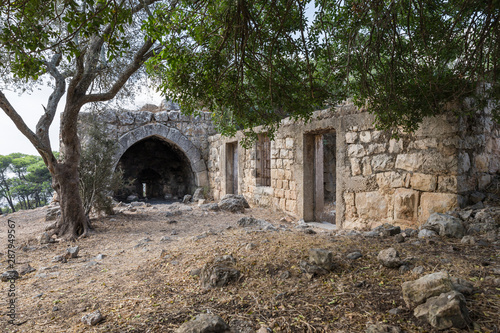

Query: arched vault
[113,123,208,188]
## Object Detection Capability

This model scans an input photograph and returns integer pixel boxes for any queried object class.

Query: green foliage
[0,153,53,212]
[79,114,123,216]
[314,0,500,133]
[145,0,336,140]
[144,0,499,136]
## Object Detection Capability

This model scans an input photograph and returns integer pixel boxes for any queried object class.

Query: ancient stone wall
[208,103,500,230]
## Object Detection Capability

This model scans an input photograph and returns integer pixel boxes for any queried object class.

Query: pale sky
[0,86,161,156]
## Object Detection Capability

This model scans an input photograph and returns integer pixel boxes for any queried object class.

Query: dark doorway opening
[226,142,238,194]
[304,131,336,223]
[115,136,195,201]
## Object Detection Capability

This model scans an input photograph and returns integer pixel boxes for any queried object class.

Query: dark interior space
[115,136,195,201]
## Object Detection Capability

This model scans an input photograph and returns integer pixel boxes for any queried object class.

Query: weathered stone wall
[83,101,216,161]
[207,103,500,230]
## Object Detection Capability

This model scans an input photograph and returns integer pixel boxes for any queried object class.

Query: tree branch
[82,39,155,103]
[37,54,66,148]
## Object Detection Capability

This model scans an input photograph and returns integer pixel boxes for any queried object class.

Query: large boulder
[377,248,402,268]
[413,291,471,330]
[220,194,250,207]
[402,272,453,308]
[176,314,231,333]
[422,213,465,238]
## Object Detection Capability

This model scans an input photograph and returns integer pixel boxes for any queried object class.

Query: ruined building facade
[82,100,500,229]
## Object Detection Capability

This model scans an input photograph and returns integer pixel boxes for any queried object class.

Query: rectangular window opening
[256,133,271,187]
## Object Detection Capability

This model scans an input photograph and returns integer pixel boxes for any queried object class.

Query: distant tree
[0,155,16,212]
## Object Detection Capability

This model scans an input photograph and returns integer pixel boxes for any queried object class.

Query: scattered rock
[190,268,201,277]
[394,234,405,243]
[165,211,182,217]
[134,238,152,248]
[175,313,230,333]
[160,236,172,242]
[346,251,362,260]
[450,276,474,295]
[39,232,53,245]
[237,217,276,230]
[469,191,486,204]
[95,254,106,260]
[378,248,402,268]
[219,198,245,213]
[309,248,335,271]
[366,323,402,333]
[418,229,437,239]
[303,228,317,234]
[402,228,418,237]
[200,256,241,289]
[65,246,80,259]
[402,271,453,307]
[171,230,179,235]
[279,270,291,279]
[388,307,405,315]
[299,260,329,277]
[372,224,401,237]
[422,213,465,238]
[182,195,192,203]
[130,201,145,207]
[52,255,67,263]
[81,310,104,326]
[461,235,475,245]
[229,319,255,333]
[1,270,19,282]
[200,203,220,211]
[399,265,410,274]
[19,264,36,276]
[412,266,425,275]
[413,291,471,330]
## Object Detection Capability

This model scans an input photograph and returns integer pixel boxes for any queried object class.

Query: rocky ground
[0,196,499,332]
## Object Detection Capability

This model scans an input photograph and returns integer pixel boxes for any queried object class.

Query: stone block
[345,132,358,144]
[134,111,153,125]
[371,154,395,172]
[367,143,386,155]
[286,199,297,213]
[355,191,388,220]
[411,173,437,192]
[395,153,422,172]
[419,193,459,222]
[359,131,371,143]
[389,139,404,154]
[376,171,406,189]
[347,144,365,157]
[474,154,489,172]
[168,111,180,121]
[437,176,457,193]
[118,111,135,125]
[351,158,362,176]
[285,137,294,149]
[394,188,418,221]
[415,114,458,137]
[362,157,372,176]
[457,152,470,173]
[408,138,438,150]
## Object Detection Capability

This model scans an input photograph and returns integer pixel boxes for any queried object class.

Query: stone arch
[113,123,208,188]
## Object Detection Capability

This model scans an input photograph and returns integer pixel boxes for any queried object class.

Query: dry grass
[0,203,499,332]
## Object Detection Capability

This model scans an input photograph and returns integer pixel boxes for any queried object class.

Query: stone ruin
[79,99,500,230]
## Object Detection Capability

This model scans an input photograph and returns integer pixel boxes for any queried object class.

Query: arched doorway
[116,136,196,201]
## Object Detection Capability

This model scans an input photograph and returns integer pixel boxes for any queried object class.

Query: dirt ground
[0,202,499,332]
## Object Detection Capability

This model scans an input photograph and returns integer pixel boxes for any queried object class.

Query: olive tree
[0,0,170,239]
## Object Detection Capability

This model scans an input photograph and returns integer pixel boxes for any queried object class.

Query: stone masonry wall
[208,103,499,230]
[80,101,216,162]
